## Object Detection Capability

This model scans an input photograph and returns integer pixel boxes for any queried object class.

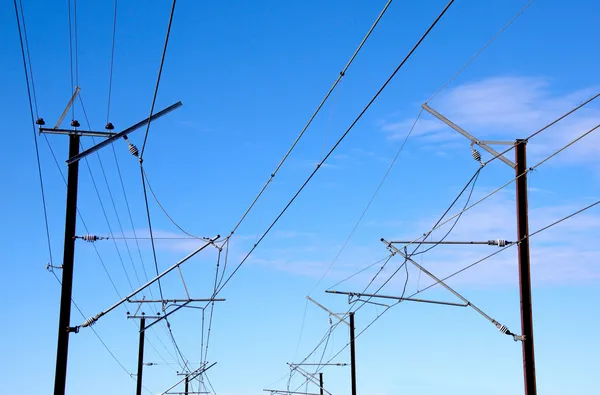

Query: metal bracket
[422,103,516,168]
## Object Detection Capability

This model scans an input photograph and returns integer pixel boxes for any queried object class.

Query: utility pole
[515,140,537,395]
[319,373,324,395]
[53,133,80,395]
[39,95,182,395]
[184,375,189,395]
[349,312,356,395]
[136,317,146,395]
[421,103,537,395]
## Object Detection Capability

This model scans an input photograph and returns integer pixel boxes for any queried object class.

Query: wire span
[228,0,395,238]
[214,0,456,298]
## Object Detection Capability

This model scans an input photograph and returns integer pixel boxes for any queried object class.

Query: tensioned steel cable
[228,0,395,237]
[214,0,456,298]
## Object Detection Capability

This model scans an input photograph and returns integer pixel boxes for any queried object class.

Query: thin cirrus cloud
[382,76,600,165]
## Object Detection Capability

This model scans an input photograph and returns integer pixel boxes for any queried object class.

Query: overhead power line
[285,103,600,386]
[427,0,536,103]
[139,0,177,158]
[228,0,395,238]
[106,0,118,123]
[215,0,456,297]
[14,0,53,269]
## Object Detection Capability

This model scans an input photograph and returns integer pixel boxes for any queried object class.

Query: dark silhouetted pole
[319,373,324,395]
[515,140,537,395]
[53,134,80,395]
[136,317,146,395]
[184,375,189,395]
[349,312,356,395]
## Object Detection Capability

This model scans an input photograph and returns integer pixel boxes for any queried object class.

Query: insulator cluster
[123,135,139,157]
[488,239,510,247]
[82,316,97,327]
[128,142,139,157]
[471,147,482,162]
[76,234,107,242]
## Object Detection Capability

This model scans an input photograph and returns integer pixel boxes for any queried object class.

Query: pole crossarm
[389,239,513,246]
[381,238,524,341]
[39,128,117,137]
[326,290,468,307]
[159,362,216,395]
[288,363,348,367]
[77,237,219,328]
[288,364,333,395]
[127,298,226,303]
[66,101,182,165]
[422,103,516,168]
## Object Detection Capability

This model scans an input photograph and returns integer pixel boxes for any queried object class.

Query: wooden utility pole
[53,133,80,395]
[40,98,182,395]
[349,312,356,395]
[421,103,538,395]
[515,140,537,395]
[136,317,146,395]
[319,373,324,395]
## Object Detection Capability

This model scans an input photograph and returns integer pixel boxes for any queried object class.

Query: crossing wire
[14,0,53,269]
[427,0,536,103]
[79,94,146,290]
[106,0,118,123]
[228,0,395,238]
[289,119,600,385]
[214,0,457,298]
[139,0,177,158]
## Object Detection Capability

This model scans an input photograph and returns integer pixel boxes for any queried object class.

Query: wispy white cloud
[381,76,600,166]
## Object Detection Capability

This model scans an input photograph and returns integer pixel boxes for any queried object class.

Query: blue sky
[1,0,599,394]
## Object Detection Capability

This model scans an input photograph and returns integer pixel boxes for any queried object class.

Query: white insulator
[128,142,139,157]
[82,316,97,327]
[83,234,100,242]
[497,239,507,247]
[496,323,509,334]
[471,147,482,162]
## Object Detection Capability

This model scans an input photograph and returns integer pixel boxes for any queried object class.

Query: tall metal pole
[184,375,189,395]
[319,373,324,395]
[53,134,80,395]
[515,139,537,395]
[349,312,356,395]
[136,317,146,395]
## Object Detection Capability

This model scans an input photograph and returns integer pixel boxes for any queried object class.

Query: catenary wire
[73,0,79,87]
[14,0,54,269]
[298,126,600,378]
[106,0,118,123]
[141,166,204,238]
[79,94,145,289]
[410,197,600,297]
[285,42,600,395]
[67,0,75,119]
[228,0,395,237]
[391,115,600,257]
[427,0,536,103]
[139,0,177,158]
[309,108,425,295]
[215,0,456,297]
[17,0,39,117]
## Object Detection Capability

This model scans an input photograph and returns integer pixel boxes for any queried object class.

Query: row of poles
[45,90,537,395]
